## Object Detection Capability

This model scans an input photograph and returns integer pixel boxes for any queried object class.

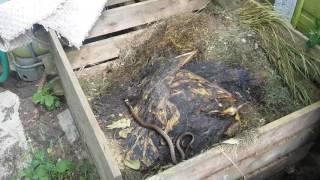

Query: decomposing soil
[79,3,319,179]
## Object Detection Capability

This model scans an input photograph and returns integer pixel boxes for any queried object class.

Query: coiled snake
[124,99,194,164]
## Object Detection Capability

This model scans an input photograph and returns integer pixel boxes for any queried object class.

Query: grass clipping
[240,0,320,104]
[120,14,210,80]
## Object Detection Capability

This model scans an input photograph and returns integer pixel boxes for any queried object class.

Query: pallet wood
[247,143,312,179]
[48,30,122,180]
[67,29,143,69]
[88,0,209,38]
[149,101,320,180]
[68,0,208,69]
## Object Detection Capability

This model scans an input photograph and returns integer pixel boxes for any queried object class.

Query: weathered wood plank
[247,143,312,179]
[148,101,320,180]
[207,128,315,179]
[67,29,144,69]
[88,0,209,38]
[48,30,122,180]
[107,0,132,7]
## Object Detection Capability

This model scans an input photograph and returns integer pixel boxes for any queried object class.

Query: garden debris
[222,138,240,145]
[119,128,133,139]
[78,2,320,178]
[106,118,131,129]
[124,159,141,170]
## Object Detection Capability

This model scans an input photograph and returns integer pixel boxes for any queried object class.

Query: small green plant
[32,83,60,111]
[17,150,74,180]
[306,18,320,48]
[79,159,99,180]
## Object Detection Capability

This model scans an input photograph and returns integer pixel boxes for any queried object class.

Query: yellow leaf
[235,112,241,122]
[106,118,131,129]
[124,159,140,170]
[118,128,133,138]
[222,107,237,116]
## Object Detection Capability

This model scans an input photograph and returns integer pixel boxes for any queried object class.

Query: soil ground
[0,73,92,178]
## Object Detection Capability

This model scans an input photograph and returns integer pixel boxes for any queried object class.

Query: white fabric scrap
[0,0,107,51]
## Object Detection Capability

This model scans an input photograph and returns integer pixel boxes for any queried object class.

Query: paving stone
[0,90,29,178]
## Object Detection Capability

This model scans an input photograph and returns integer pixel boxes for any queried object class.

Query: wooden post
[48,30,122,180]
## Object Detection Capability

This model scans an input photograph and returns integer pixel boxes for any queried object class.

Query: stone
[57,109,79,144]
[0,90,29,178]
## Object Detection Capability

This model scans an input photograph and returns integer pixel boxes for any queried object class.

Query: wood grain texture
[246,143,312,179]
[88,0,209,38]
[148,101,320,180]
[67,29,144,69]
[49,30,122,180]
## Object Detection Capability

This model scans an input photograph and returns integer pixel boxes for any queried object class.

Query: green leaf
[34,165,48,178]
[44,96,55,108]
[21,168,33,177]
[54,99,60,108]
[56,160,73,173]
[34,150,46,162]
[32,92,42,104]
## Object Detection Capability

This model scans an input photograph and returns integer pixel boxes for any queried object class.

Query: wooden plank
[107,0,132,7]
[67,29,144,69]
[88,0,209,38]
[291,0,304,27]
[302,0,320,19]
[247,143,312,179]
[148,101,320,180]
[48,30,122,180]
[296,11,316,34]
[207,128,315,179]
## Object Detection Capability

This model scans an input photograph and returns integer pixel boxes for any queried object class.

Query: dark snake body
[124,99,194,164]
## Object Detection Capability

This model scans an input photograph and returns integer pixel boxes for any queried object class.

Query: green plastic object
[12,42,49,58]
[0,51,9,83]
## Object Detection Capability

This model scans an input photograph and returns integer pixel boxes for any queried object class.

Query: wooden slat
[247,143,312,179]
[302,0,320,19]
[207,128,314,179]
[149,101,320,180]
[67,29,144,69]
[107,0,132,7]
[48,30,122,180]
[296,11,316,34]
[88,0,209,38]
[291,0,304,27]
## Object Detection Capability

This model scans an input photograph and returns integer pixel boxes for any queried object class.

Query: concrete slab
[0,90,29,178]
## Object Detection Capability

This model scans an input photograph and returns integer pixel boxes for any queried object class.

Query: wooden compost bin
[48,0,320,179]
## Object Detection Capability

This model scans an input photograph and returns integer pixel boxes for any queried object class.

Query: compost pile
[80,3,320,178]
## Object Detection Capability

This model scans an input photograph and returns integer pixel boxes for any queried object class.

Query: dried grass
[240,0,320,104]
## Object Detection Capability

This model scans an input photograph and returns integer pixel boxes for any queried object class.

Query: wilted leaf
[222,138,239,145]
[235,112,241,122]
[107,118,131,129]
[124,159,140,170]
[222,107,237,116]
[118,128,133,138]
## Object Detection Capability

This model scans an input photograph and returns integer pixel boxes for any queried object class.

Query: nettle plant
[17,150,99,180]
[32,83,60,111]
[306,18,320,48]
[18,150,74,180]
